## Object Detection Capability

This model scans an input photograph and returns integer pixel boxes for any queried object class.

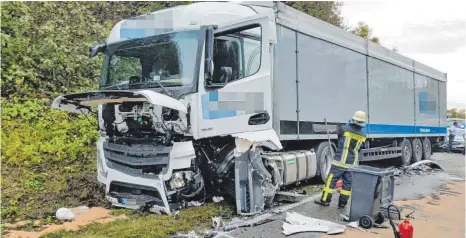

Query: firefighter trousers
[320,162,352,207]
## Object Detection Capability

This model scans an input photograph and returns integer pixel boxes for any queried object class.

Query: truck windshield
[100,30,198,90]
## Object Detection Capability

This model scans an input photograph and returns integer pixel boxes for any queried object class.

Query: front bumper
[96,137,196,214]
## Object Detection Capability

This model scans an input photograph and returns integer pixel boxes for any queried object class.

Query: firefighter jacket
[333,123,367,167]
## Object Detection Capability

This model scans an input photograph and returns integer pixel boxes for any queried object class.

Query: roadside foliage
[0,1,191,222]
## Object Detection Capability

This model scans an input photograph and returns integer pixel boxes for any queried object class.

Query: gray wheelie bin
[345,165,396,228]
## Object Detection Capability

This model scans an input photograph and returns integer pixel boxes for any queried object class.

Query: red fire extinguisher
[398,217,414,238]
[388,205,415,238]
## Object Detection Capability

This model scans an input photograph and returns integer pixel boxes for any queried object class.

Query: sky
[341,1,466,109]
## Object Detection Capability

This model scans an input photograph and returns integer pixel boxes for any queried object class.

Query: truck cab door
[197,15,273,138]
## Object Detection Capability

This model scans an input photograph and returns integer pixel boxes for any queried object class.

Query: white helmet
[351,111,367,126]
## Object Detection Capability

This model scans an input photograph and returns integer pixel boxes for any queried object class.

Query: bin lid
[348,165,395,176]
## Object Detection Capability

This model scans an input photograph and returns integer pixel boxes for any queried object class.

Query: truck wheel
[316,142,335,182]
[399,139,412,166]
[411,138,423,163]
[422,138,432,160]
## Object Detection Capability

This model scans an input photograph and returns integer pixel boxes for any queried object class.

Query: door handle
[248,112,270,125]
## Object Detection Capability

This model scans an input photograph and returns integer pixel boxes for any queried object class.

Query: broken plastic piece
[222,213,275,231]
[407,160,443,170]
[347,221,367,232]
[275,191,307,203]
[282,212,345,235]
[212,216,224,230]
[212,196,224,203]
[186,201,204,207]
[174,231,202,238]
[56,208,76,220]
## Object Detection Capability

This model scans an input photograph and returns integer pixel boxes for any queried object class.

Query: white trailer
[52,1,447,215]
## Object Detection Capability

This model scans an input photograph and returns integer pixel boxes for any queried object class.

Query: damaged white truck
[52,2,447,215]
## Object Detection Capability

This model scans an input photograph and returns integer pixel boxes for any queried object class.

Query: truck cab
[52,2,283,215]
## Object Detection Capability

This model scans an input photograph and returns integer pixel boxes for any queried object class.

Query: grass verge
[41,203,234,238]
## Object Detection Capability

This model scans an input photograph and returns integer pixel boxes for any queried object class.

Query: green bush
[1,98,101,221]
[2,98,98,166]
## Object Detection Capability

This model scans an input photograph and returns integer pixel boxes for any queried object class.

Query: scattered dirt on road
[325,181,465,238]
[4,207,127,238]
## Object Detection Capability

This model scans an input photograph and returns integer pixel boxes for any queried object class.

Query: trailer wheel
[422,138,432,160]
[411,138,423,163]
[399,139,412,166]
[316,142,335,182]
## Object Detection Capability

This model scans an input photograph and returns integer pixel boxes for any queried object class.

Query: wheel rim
[424,139,431,156]
[404,144,411,160]
[415,142,422,160]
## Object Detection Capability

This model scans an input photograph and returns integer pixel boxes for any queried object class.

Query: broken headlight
[170,172,185,190]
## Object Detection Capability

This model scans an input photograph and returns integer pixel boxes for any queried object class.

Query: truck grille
[109,181,164,207]
[103,141,172,176]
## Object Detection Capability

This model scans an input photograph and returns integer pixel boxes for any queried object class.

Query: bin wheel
[359,215,373,229]
[375,211,385,224]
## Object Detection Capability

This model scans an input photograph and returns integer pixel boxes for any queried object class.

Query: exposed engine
[100,102,205,211]
[101,102,188,143]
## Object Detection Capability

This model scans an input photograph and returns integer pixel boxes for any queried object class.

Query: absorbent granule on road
[323,181,465,238]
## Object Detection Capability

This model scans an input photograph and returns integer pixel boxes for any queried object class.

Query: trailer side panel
[366,57,416,138]
[296,32,367,138]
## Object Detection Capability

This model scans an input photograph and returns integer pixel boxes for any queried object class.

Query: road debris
[392,160,444,179]
[222,213,275,231]
[212,196,224,203]
[347,221,367,232]
[274,191,307,203]
[212,216,224,230]
[408,160,443,171]
[282,212,345,235]
[56,208,76,220]
[174,230,220,238]
[173,210,181,220]
[173,231,202,238]
[186,201,204,207]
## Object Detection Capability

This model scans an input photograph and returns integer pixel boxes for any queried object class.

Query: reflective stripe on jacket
[333,123,367,166]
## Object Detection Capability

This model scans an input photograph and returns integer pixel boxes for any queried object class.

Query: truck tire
[399,139,412,166]
[411,138,423,163]
[422,137,432,160]
[316,141,335,182]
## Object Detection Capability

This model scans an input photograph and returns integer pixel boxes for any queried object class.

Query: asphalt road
[218,152,465,238]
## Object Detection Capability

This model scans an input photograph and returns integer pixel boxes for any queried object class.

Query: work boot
[314,199,330,206]
[338,202,347,209]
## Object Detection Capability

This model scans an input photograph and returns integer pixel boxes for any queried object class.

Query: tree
[448,108,466,119]
[284,1,344,28]
[350,21,380,44]
[282,3,381,44]
[1,2,191,99]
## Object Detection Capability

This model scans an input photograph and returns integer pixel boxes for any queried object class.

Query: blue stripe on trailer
[364,124,446,135]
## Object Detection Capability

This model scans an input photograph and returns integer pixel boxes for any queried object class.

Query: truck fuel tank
[262,150,317,186]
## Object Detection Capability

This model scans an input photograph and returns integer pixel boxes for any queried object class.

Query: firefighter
[314,111,367,208]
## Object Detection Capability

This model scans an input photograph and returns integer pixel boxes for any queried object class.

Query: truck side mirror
[204,27,214,85]
[89,44,107,58]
